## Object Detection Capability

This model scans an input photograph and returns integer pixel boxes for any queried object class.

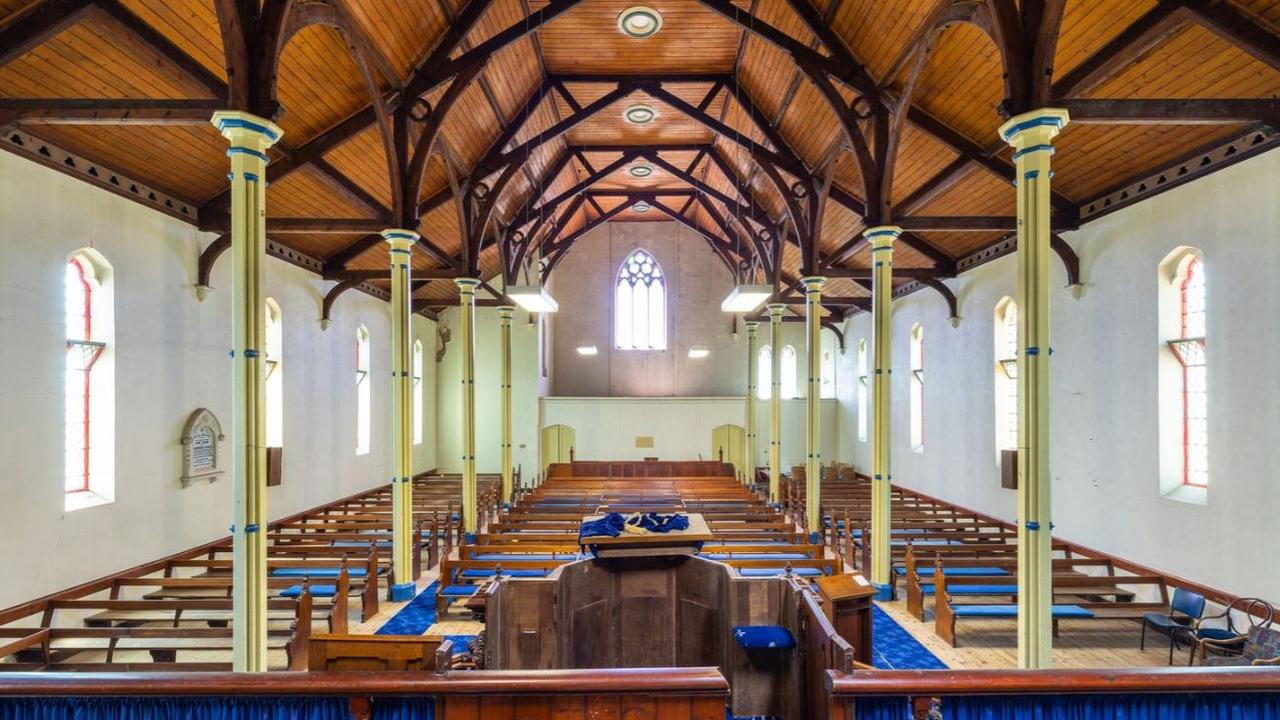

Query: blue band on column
[244,524,259,533]
[808,531,821,544]
[872,583,894,601]
[1025,521,1040,531]
[227,147,270,162]
[215,117,282,141]
[389,582,417,602]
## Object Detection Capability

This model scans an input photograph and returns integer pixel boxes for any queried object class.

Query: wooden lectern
[814,573,876,664]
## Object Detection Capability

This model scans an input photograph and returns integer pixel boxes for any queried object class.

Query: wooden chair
[1188,597,1276,665]
[1201,626,1280,667]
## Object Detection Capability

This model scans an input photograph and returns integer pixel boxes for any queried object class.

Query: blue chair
[1141,588,1205,663]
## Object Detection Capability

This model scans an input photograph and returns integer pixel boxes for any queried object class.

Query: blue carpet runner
[871,604,947,669]
[375,582,476,654]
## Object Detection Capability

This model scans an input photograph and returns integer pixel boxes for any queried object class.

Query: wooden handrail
[826,667,1280,695]
[0,667,729,696]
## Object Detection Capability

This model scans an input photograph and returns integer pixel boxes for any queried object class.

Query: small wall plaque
[181,408,225,487]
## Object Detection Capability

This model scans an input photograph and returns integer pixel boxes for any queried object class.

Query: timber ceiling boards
[1,0,1278,315]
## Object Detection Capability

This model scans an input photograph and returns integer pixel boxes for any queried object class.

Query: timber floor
[876,598,1192,669]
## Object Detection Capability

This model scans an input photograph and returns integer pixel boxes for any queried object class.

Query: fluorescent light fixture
[617,6,663,38]
[632,200,652,213]
[688,347,710,359]
[577,345,598,356]
[720,284,773,313]
[507,285,559,313]
[623,103,658,125]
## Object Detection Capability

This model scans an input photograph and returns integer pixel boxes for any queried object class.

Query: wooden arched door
[710,424,746,482]
[541,424,576,473]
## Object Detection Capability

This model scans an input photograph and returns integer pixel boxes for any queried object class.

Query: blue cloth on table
[733,625,796,649]
[271,567,367,578]
[577,512,690,542]
[952,604,1094,619]
[280,584,336,598]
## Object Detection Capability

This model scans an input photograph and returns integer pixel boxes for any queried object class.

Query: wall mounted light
[623,104,658,125]
[617,6,663,38]
[688,347,710,359]
[577,345,599,356]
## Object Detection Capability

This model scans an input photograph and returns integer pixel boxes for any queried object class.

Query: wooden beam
[324,268,462,281]
[824,267,949,280]
[0,0,95,69]
[0,98,224,124]
[91,0,229,99]
[1182,0,1280,74]
[1056,98,1280,124]
[898,215,1077,232]
[201,217,388,233]
[1051,2,1190,97]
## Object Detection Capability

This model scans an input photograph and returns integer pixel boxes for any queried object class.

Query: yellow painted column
[1000,107,1069,669]
[744,320,759,488]
[383,229,419,602]
[802,276,826,539]
[499,305,515,504]
[211,110,282,672]
[866,225,901,600]
[767,303,785,503]
[456,278,480,537]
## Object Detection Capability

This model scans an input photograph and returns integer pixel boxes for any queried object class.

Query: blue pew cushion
[271,567,367,579]
[460,569,547,579]
[440,585,479,597]
[952,604,1094,619]
[738,567,823,578]
[733,626,796,649]
[898,566,1009,577]
[280,584,337,598]
[704,553,809,561]
[470,553,560,561]
[921,584,1017,596]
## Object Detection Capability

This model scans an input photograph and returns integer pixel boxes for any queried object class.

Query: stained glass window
[1170,257,1207,487]
[65,257,101,494]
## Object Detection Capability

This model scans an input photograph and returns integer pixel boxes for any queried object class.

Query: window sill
[64,489,113,513]
[1161,483,1207,506]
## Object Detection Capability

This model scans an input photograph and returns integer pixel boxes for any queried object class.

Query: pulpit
[814,573,876,665]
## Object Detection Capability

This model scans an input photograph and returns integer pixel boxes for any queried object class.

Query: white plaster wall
[835,148,1280,602]
[434,306,542,480]
[0,152,437,608]
[541,397,839,469]
[549,221,746,397]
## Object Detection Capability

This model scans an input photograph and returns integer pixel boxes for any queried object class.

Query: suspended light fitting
[628,163,654,178]
[507,285,559,313]
[623,104,658,125]
[617,6,663,38]
[720,284,773,313]
[632,200,652,213]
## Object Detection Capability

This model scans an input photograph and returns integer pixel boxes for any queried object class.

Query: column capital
[497,305,516,318]
[800,276,827,292]
[766,303,787,318]
[455,277,481,294]
[210,110,283,150]
[999,107,1070,149]
[381,228,420,252]
[864,225,902,250]
[745,320,760,331]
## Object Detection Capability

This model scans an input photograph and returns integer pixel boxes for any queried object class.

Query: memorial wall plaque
[181,408,225,487]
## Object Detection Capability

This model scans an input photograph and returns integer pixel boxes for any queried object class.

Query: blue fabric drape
[578,512,690,542]
[859,693,1280,720]
[0,695,435,720]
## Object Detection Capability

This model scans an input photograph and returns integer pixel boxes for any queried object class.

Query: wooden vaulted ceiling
[2,0,1279,317]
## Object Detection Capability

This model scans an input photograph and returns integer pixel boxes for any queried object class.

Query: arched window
[615,248,666,350]
[757,345,772,400]
[780,345,798,399]
[264,299,283,449]
[355,325,371,455]
[413,339,424,446]
[856,340,868,442]
[1163,252,1208,489]
[994,298,1018,459]
[820,348,835,399]
[65,250,114,510]
[910,323,924,452]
